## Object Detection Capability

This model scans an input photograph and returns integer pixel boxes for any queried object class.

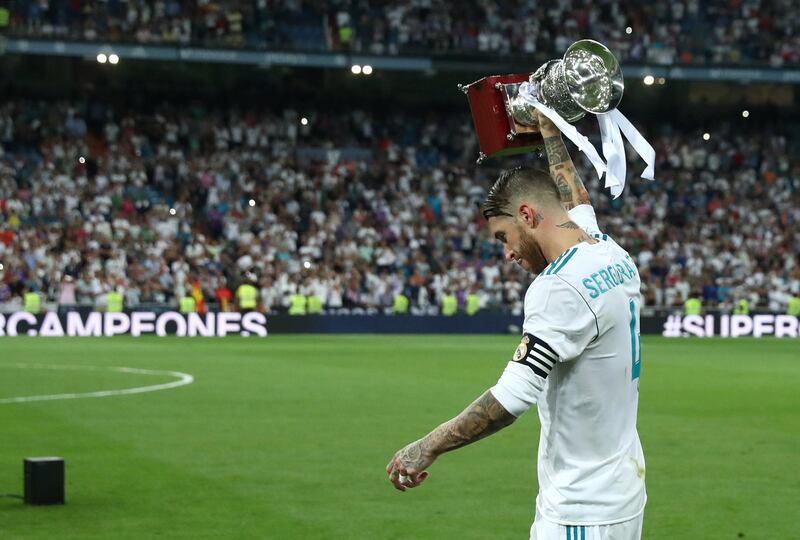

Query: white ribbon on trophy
[598,110,656,197]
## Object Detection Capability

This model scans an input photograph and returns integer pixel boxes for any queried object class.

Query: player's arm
[537,111,591,210]
[386,390,515,492]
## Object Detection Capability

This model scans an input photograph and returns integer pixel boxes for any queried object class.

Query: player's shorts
[529,508,643,540]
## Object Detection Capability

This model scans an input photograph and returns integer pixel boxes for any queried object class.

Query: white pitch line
[0,363,194,404]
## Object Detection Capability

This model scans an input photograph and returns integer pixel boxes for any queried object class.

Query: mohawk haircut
[481,166,561,220]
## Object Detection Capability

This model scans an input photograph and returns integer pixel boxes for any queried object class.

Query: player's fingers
[387,464,406,491]
[413,470,428,482]
[387,455,405,476]
[391,473,406,492]
[403,471,428,488]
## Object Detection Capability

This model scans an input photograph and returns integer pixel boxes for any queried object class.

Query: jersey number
[629,298,641,380]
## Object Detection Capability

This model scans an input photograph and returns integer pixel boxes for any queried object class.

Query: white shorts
[529,509,643,540]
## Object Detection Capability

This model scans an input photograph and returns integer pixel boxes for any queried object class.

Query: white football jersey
[491,205,646,526]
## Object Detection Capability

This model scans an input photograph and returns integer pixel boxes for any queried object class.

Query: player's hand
[386,439,436,492]
[535,110,560,138]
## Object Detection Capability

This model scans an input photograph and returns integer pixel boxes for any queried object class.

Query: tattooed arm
[538,111,591,210]
[386,390,515,491]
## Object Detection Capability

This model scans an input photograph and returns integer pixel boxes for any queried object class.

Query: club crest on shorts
[512,335,530,362]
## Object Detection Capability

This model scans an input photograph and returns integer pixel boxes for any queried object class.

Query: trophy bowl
[562,39,624,115]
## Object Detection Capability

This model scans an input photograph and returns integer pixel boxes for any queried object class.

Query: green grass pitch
[0,336,797,539]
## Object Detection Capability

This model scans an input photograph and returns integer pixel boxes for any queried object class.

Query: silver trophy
[460,39,654,195]
[508,39,624,127]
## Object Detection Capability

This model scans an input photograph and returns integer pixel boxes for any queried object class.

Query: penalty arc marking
[0,364,194,404]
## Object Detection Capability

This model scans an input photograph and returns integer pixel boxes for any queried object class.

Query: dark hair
[481,166,560,219]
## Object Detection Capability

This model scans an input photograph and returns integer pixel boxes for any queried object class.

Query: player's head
[481,166,564,273]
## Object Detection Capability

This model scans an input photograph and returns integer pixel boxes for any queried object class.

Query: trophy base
[460,74,544,163]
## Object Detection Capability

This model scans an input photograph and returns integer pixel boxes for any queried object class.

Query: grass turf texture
[0,336,797,539]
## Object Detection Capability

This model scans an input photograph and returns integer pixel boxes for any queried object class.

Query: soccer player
[386,112,646,540]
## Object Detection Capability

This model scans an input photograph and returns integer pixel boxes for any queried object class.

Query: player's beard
[518,228,548,274]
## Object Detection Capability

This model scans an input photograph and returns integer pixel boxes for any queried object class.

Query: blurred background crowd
[1,0,798,66]
[1,97,798,315]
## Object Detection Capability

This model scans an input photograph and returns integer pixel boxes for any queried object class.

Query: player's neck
[541,225,592,264]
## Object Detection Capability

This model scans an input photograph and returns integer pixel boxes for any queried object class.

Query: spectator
[0,97,797,317]
[2,1,799,66]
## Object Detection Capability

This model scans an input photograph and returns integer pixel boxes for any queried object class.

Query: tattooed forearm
[544,135,570,166]
[420,390,516,456]
[543,135,591,209]
[387,390,516,489]
[555,174,572,201]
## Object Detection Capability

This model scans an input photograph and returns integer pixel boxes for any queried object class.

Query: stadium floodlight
[362,65,373,75]
[742,110,750,118]
[248,199,256,207]
[625,27,633,34]
[703,132,711,141]
[108,54,119,65]
[643,75,655,86]
[351,64,362,74]
[78,156,86,164]
[96,53,108,64]
[169,208,177,216]
[300,117,308,126]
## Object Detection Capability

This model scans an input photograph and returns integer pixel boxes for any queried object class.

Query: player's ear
[517,204,539,229]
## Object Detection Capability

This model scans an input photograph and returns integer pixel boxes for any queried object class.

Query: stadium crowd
[1,0,798,67]
[0,98,798,315]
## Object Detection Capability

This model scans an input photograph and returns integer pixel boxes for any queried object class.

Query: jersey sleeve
[568,204,601,237]
[490,277,598,417]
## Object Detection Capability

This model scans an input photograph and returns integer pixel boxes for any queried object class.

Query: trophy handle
[495,82,540,138]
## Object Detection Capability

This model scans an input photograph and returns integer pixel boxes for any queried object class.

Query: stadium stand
[2,1,798,66]
[0,99,798,314]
